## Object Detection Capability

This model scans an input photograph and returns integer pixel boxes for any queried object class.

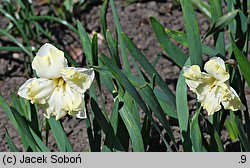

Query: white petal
[18,78,55,104]
[60,67,95,93]
[32,43,67,79]
[222,87,246,111]
[204,57,229,82]
[201,85,223,115]
[43,83,86,120]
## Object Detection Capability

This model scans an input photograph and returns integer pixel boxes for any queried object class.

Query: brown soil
[0,0,249,152]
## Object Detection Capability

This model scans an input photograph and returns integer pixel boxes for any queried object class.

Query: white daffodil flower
[18,43,94,120]
[183,57,245,115]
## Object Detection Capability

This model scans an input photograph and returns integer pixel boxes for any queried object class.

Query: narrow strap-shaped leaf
[4,128,19,152]
[203,10,239,40]
[231,34,250,87]
[0,29,32,57]
[141,115,151,151]
[180,0,203,67]
[205,118,224,152]
[91,98,124,151]
[210,0,225,57]
[100,0,109,38]
[138,84,178,150]
[150,17,187,67]
[28,15,78,33]
[11,107,40,151]
[110,0,131,72]
[165,28,220,57]
[191,0,211,19]
[176,58,192,151]
[101,54,172,151]
[123,71,177,118]
[48,117,73,152]
[118,95,145,152]
[106,30,121,68]
[236,117,250,151]
[122,33,176,108]
[190,107,204,152]
[77,20,93,65]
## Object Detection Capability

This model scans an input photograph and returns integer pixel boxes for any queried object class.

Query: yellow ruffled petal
[204,57,229,82]
[60,67,95,93]
[32,43,67,79]
[222,87,246,111]
[18,78,55,104]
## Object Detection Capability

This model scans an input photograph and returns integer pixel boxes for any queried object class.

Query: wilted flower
[18,43,94,120]
[183,57,245,115]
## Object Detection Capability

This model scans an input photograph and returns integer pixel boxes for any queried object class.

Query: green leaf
[77,20,93,65]
[110,98,120,134]
[106,30,121,68]
[180,0,203,67]
[138,84,177,150]
[123,71,177,118]
[4,128,19,152]
[110,0,131,72]
[100,0,109,38]
[11,107,40,151]
[48,117,73,152]
[101,54,172,151]
[29,128,50,152]
[190,107,204,152]
[0,29,32,57]
[141,115,151,150]
[118,95,145,152]
[205,118,224,152]
[230,34,250,87]
[236,117,250,151]
[191,0,211,19]
[165,28,220,57]
[209,0,225,56]
[91,98,124,151]
[203,10,239,40]
[150,17,187,67]
[122,33,176,108]
[176,58,192,151]
[225,118,238,141]
[28,15,78,34]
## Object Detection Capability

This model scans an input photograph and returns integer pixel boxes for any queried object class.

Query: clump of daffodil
[183,57,245,115]
[18,43,94,120]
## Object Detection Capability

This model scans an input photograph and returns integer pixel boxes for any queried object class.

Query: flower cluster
[183,57,245,115]
[18,43,94,120]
